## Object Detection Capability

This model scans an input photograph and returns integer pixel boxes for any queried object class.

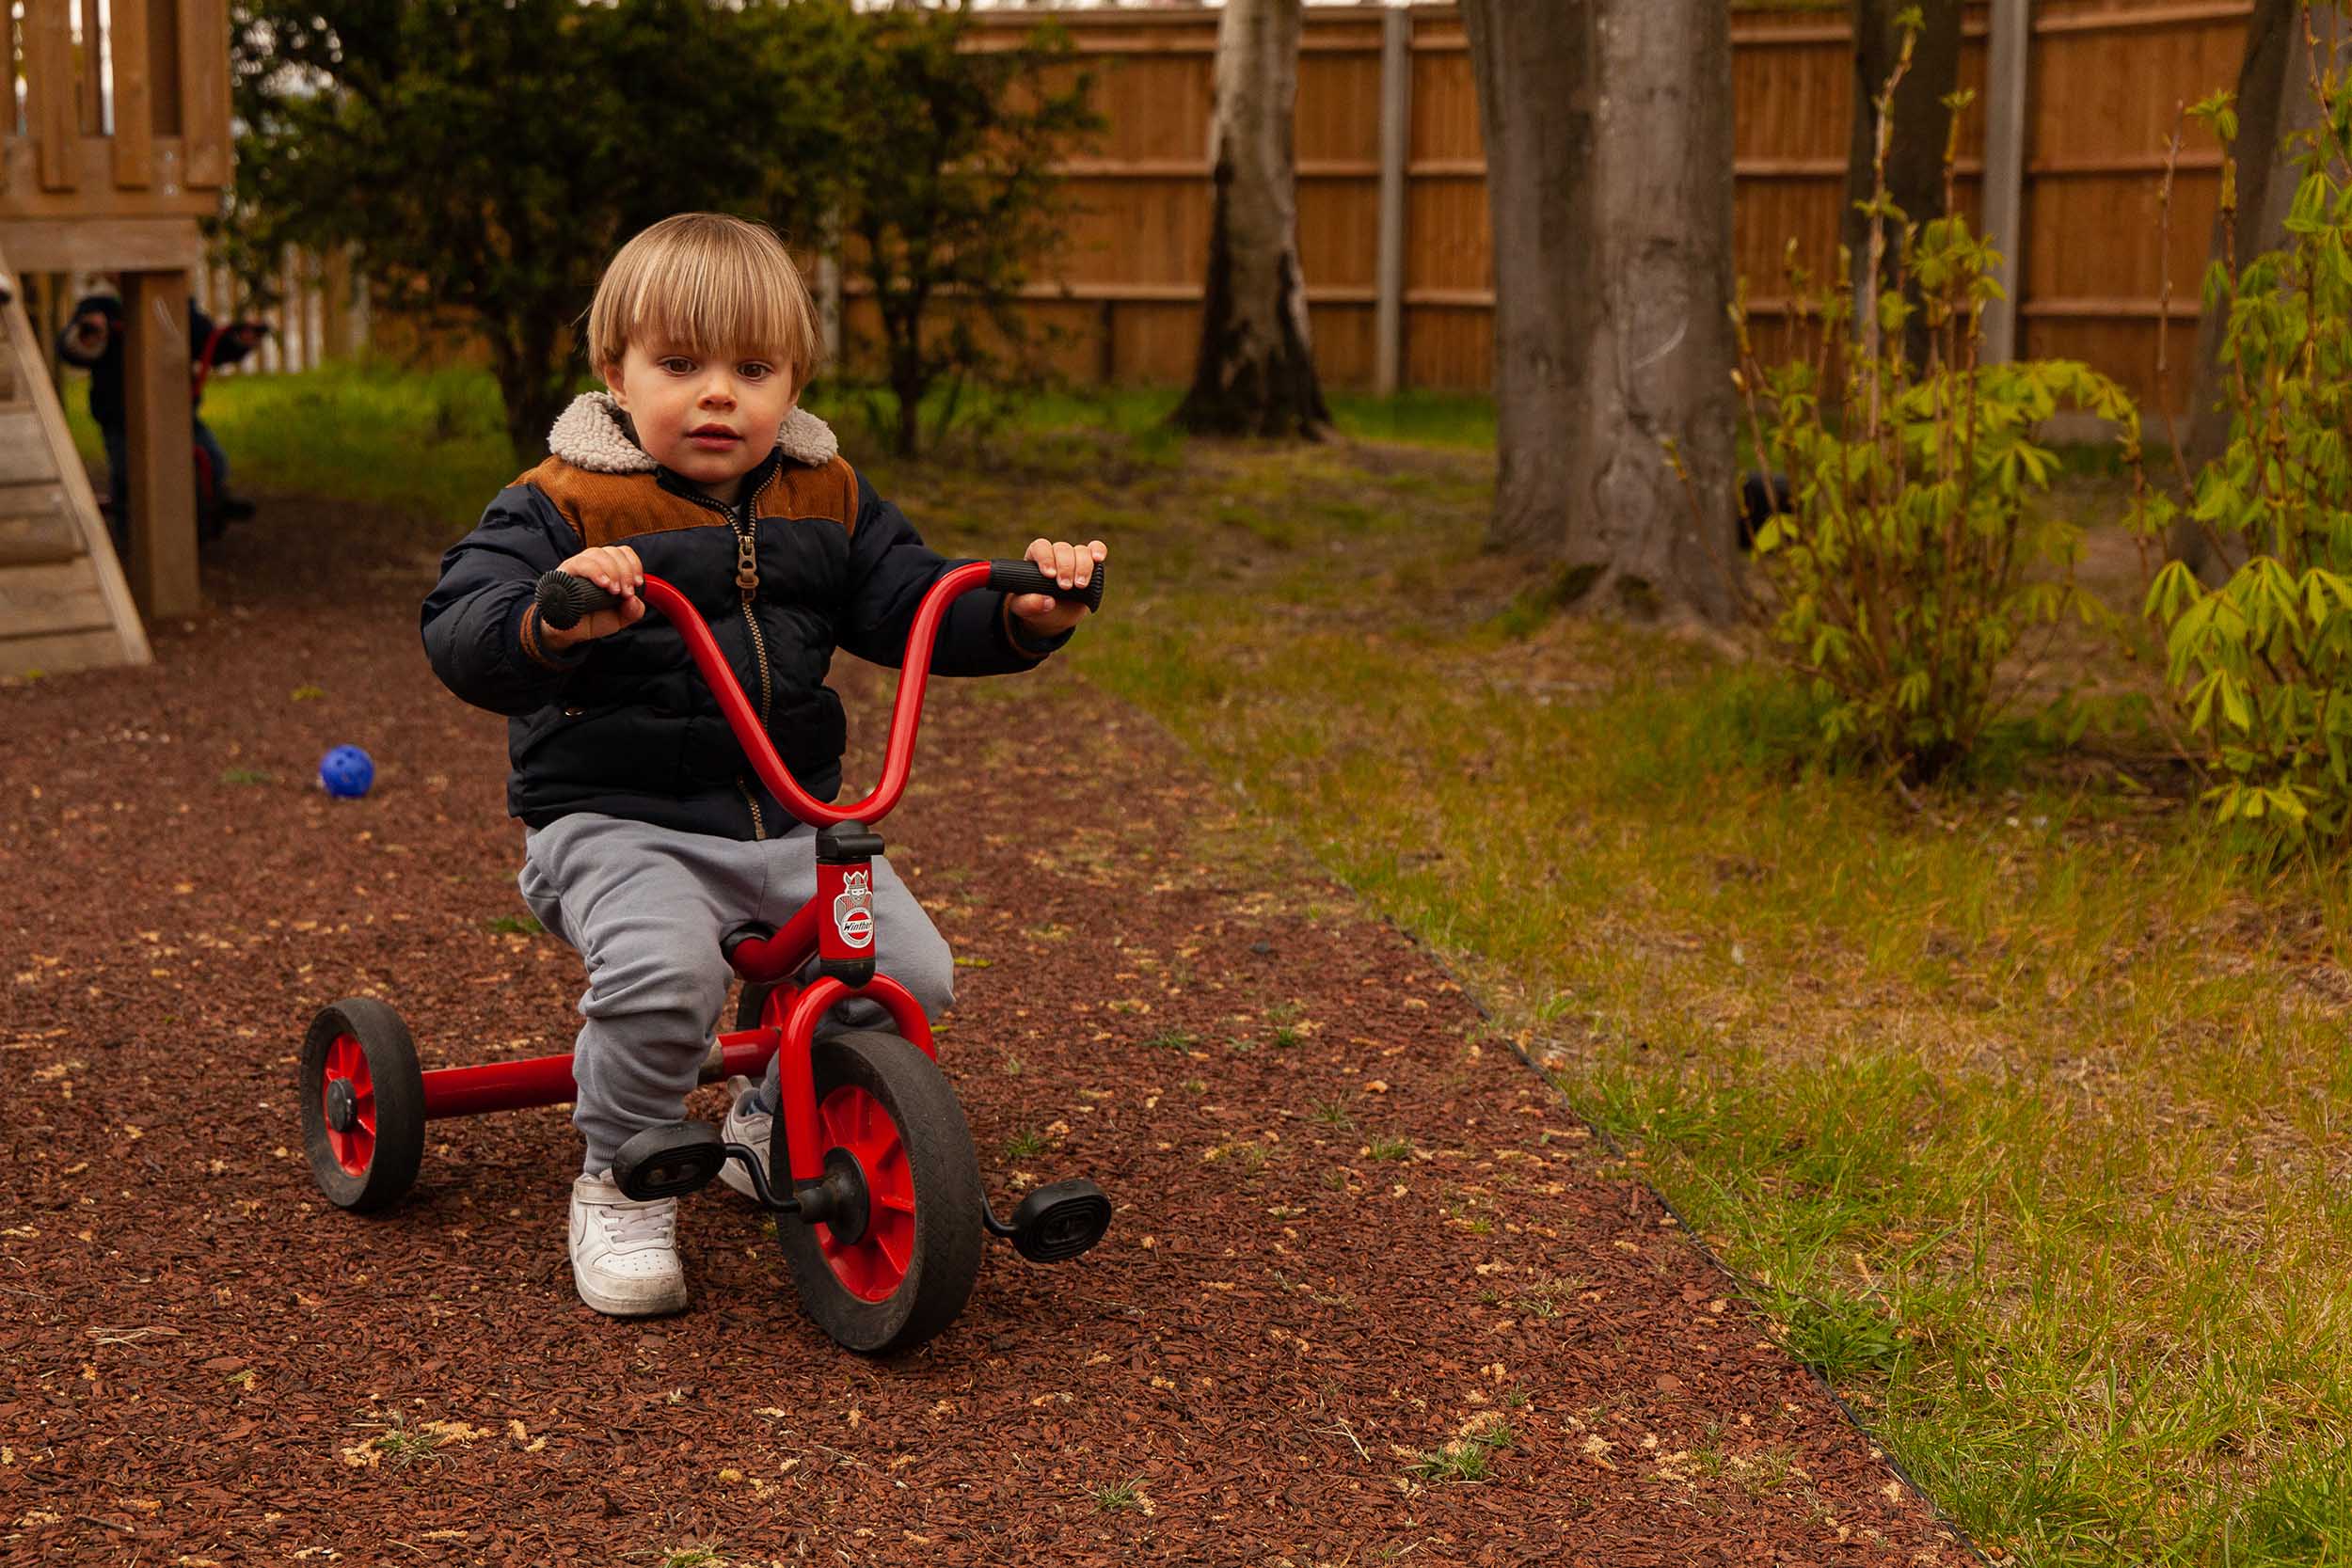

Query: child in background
[419,213,1104,1317]
[56,290,268,549]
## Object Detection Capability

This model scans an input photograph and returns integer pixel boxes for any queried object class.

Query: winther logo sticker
[833,869,875,950]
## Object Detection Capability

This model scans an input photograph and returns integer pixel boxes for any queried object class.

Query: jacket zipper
[667,467,777,841]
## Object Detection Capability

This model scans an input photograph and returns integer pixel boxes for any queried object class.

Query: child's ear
[598,357,628,409]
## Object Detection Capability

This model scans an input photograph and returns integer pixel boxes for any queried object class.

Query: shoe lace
[597,1197,675,1251]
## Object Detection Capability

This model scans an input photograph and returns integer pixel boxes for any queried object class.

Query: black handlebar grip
[534,570,622,631]
[987,559,1107,614]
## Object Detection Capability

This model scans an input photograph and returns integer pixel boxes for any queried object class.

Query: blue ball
[319,745,375,799]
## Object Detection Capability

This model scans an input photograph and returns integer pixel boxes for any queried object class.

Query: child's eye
[739,363,772,381]
[660,356,695,374]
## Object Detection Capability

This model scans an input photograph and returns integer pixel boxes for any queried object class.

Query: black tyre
[773,1030,984,1355]
[299,997,426,1212]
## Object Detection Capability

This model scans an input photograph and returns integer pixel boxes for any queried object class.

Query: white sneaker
[717,1076,774,1201]
[568,1169,688,1317]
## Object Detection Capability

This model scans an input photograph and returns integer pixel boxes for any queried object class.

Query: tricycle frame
[326,562,994,1190]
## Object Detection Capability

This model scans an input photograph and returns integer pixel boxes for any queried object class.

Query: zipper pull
[735,528,758,602]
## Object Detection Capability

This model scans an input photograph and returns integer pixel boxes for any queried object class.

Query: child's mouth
[686,427,740,451]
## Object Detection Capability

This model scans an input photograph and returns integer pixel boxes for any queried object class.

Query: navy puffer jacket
[420,395,1065,841]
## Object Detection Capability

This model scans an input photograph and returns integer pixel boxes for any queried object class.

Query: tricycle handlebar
[532,558,1104,631]
[530,559,1105,830]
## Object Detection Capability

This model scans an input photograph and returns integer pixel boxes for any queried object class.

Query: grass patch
[1013,425,2352,1565]
[1087,1477,1148,1513]
[66,358,518,550]
[1408,1416,1515,1483]
[342,1413,455,1471]
[1767,1287,1906,1382]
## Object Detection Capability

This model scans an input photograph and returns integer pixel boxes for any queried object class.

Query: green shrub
[832,7,1103,456]
[1720,25,2133,782]
[2133,83,2352,858]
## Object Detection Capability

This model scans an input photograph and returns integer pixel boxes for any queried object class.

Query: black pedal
[1006,1179,1111,1263]
[612,1120,727,1200]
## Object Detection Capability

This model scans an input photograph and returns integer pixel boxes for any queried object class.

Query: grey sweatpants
[516,811,955,1175]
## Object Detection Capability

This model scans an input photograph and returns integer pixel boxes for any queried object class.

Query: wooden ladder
[0,242,151,678]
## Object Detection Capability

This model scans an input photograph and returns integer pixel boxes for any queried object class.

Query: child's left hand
[1009,537,1108,638]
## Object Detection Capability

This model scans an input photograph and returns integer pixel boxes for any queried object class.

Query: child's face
[604,340,799,499]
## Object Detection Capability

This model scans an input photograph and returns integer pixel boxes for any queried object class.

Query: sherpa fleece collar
[547,390,840,474]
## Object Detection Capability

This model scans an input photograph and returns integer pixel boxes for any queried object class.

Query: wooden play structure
[1,0,230,677]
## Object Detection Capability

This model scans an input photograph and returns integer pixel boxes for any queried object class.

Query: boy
[56,291,268,550]
[420,214,1105,1317]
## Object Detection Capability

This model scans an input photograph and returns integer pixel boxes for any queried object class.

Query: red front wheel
[299,997,426,1212]
[774,1031,983,1354]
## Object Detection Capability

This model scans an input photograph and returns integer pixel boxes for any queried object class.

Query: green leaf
[2189,670,2222,733]
[2219,671,2252,732]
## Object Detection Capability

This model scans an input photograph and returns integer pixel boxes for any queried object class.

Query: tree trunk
[2170,0,2342,579]
[495,315,568,467]
[1845,0,1963,368]
[888,309,927,458]
[1461,0,1594,559]
[1461,0,1740,621]
[1581,0,1741,623]
[1170,0,1332,439]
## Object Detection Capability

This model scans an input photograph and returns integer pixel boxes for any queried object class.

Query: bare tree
[1171,0,1332,438]
[1460,0,1740,621]
[2171,0,2347,578]
[1846,0,1963,366]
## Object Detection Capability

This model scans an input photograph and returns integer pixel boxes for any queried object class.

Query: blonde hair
[586,213,823,387]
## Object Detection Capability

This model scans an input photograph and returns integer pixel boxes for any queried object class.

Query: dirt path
[1,504,1971,1565]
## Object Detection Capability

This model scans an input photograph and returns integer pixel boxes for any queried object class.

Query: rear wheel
[299,997,426,1212]
[774,1031,983,1355]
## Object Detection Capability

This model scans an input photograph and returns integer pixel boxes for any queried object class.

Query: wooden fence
[40,0,2259,418]
[189,253,365,375]
[936,0,2252,415]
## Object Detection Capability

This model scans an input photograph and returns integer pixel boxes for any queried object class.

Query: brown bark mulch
[1,500,1973,1566]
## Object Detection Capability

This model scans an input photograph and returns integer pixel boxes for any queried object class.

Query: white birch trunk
[1172,0,1331,438]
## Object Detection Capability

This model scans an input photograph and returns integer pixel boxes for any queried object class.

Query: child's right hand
[542,546,646,648]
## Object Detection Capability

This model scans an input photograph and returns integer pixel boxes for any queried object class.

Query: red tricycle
[295,558,1112,1354]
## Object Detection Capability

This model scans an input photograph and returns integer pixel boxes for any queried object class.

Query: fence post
[1375,5,1412,397]
[817,216,843,368]
[342,249,373,359]
[1979,0,2031,364]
